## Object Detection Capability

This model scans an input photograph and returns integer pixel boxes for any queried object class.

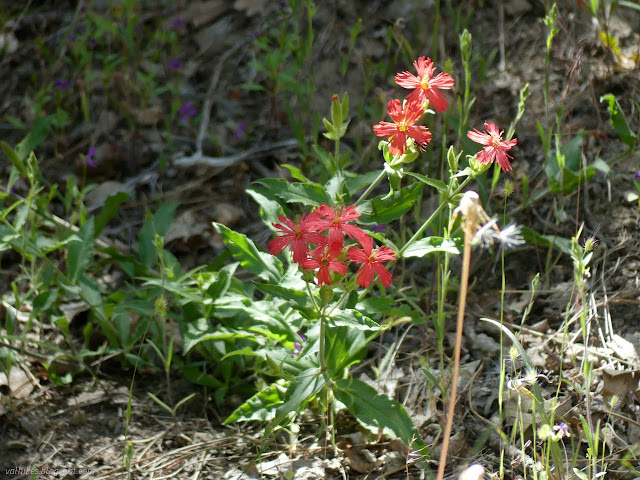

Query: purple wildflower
[178,102,197,123]
[67,34,75,42]
[86,147,97,168]
[172,17,186,31]
[88,38,97,49]
[553,422,570,439]
[370,224,386,234]
[169,59,182,70]
[292,333,306,357]
[235,123,247,139]
[635,170,640,179]
[53,79,70,91]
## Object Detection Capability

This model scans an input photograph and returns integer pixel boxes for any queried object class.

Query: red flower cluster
[466,121,518,172]
[268,204,396,288]
[373,56,454,156]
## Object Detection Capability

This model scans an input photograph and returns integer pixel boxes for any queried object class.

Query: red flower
[302,244,347,285]
[312,204,369,248]
[347,236,396,288]
[373,99,432,156]
[395,56,455,113]
[268,212,325,264]
[466,121,518,172]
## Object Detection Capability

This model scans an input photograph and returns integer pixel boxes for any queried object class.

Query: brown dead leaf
[343,445,379,474]
[0,366,35,400]
[137,105,163,126]
[182,1,230,27]
[602,368,640,406]
[84,180,126,208]
[233,0,269,16]
[165,210,208,244]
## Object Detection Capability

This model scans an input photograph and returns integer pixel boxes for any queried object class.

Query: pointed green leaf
[274,369,325,425]
[402,237,461,258]
[255,178,332,207]
[95,192,130,235]
[324,326,366,377]
[600,93,636,147]
[0,141,26,175]
[206,262,238,303]
[15,115,55,161]
[331,309,382,331]
[334,378,427,454]
[404,171,448,194]
[358,183,424,224]
[213,222,282,282]
[224,382,287,424]
[66,218,95,284]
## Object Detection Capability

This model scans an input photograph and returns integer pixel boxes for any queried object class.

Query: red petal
[467,129,490,145]
[373,122,399,138]
[268,235,293,255]
[355,263,375,288]
[395,71,421,89]
[430,72,455,89]
[426,89,449,113]
[373,264,393,287]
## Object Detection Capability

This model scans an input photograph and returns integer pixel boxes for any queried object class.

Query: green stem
[399,175,473,256]
[318,306,336,451]
[354,169,387,207]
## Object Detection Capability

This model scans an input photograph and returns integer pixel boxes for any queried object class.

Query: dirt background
[1,0,639,479]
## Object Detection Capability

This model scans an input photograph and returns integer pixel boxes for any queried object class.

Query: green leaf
[15,115,55,161]
[154,202,179,236]
[520,227,572,256]
[545,134,594,194]
[255,178,332,207]
[345,170,384,196]
[334,378,427,453]
[404,171,448,194]
[402,237,461,258]
[224,382,287,424]
[359,183,424,224]
[213,222,283,283]
[206,262,238,303]
[324,326,367,377]
[600,93,636,147]
[0,141,26,175]
[138,203,178,268]
[88,13,119,34]
[182,317,256,353]
[281,164,315,185]
[255,283,314,315]
[331,309,382,331]
[246,187,287,229]
[66,218,95,284]
[274,369,325,425]
[95,192,130,235]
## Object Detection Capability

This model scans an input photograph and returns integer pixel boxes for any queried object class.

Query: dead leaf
[343,445,379,473]
[165,210,208,244]
[84,180,126,208]
[609,334,640,364]
[0,366,35,399]
[137,105,163,126]
[181,1,230,27]
[602,368,640,406]
[233,0,269,16]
